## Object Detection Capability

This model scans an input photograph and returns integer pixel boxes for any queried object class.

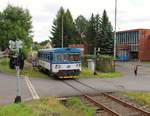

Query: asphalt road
[0,73,31,105]
[0,61,150,104]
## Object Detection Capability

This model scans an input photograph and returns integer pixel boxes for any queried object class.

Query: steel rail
[103,93,150,116]
[84,95,120,116]
[62,80,121,115]
[74,79,150,115]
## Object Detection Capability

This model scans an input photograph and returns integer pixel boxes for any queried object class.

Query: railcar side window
[64,54,68,61]
[41,53,42,59]
[73,54,80,61]
[68,54,80,61]
[56,54,63,61]
[42,53,44,59]
[55,53,80,62]
[44,53,47,60]
[46,54,48,60]
[50,52,53,60]
[38,52,40,57]
[44,54,46,60]
[47,54,49,60]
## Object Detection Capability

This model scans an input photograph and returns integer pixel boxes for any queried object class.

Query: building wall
[139,29,150,61]
[117,29,150,61]
[69,44,88,54]
[116,30,139,60]
[117,30,139,52]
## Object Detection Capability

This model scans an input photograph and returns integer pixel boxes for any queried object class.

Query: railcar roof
[38,48,81,53]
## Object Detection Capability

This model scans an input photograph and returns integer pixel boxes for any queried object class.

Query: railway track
[62,79,150,116]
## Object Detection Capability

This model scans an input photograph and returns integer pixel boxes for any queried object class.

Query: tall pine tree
[51,7,64,47]
[99,10,113,55]
[50,7,76,47]
[0,5,33,50]
[63,9,76,47]
[94,14,101,48]
[86,13,96,54]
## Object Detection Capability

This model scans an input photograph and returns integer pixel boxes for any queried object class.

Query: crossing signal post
[9,40,23,103]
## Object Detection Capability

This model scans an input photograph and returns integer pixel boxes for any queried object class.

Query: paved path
[29,75,150,98]
[0,73,31,105]
[116,61,150,77]
[0,61,150,104]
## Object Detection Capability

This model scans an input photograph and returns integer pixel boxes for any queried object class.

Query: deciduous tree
[75,15,88,43]
[0,5,33,50]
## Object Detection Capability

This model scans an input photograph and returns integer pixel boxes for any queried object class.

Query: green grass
[22,63,49,78]
[0,58,121,78]
[0,97,96,116]
[66,97,96,116]
[0,58,49,78]
[80,67,121,78]
[0,58,16,74]
[0,103,32,116]
[122,92,150,108]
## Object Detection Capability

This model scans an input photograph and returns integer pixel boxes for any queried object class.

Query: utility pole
[93,48,97,75]
[62,15,64,48]
[114,0,117,59]
[114,0,117,71]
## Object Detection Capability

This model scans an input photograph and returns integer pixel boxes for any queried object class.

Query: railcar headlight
[55,65,61,69]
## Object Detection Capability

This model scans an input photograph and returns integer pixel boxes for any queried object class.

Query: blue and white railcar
[37,48,81,78]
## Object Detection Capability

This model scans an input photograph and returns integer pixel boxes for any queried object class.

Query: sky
[0,0,150,42]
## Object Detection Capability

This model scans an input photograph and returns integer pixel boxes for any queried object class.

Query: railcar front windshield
[55,53,80,62]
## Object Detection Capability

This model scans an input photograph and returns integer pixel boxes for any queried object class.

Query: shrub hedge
[82,55,114,72]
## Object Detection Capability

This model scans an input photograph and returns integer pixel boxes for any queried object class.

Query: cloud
[0,0,150,42]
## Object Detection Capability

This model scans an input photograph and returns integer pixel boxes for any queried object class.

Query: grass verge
[0,58,49,78]
[0,58,121,78]
[66,97,96,116]
[0,97,96,116]
[80,67,121,78]
[122,92,150,108]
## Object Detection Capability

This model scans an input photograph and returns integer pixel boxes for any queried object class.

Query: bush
[96,55,114,72]
[82,55,95,67]
[82,55,114,72]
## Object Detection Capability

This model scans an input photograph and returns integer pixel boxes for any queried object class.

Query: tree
[75,15,88,43]
[94,14,101,48]
[86,13,96,54]
[0,12,6,50]
[0,5,33,50]
[63,9,76,47]
[32,41,41,50]
[51,7,64,47]
[99,10,113,55]
[50,7,76,47]
[50,8,113,55]
[85,11,113,55]
[39,40,50,46]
